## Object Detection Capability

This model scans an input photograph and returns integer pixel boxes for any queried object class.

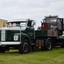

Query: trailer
[0,17,64,54]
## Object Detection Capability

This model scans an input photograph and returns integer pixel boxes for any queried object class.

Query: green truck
[0,17,64,54]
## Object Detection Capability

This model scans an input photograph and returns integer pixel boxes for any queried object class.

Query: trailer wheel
[43,38,52,50]
[0,47,5,53]
[19,39,31,54]
[60,43,64,48]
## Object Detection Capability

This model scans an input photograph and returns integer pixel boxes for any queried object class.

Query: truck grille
[1,30,5,41]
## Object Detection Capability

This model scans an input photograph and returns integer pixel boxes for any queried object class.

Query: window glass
[13,23,16,27]
[16,23,20,26]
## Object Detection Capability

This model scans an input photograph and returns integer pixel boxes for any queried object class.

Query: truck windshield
[8,21,27,27]
[50,18,56,22]
[20,23,26,27]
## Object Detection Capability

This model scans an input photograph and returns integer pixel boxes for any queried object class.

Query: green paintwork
[0,28,48,42]
[35,30,47,38]
[0,30,1,41]
[5,30,20,41]
[21,32,31,42]
[22,27,34,40]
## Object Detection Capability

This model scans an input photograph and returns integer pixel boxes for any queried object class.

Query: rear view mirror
[31,21,36,27]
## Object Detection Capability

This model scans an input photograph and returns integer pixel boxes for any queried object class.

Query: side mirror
[31,21,36,27]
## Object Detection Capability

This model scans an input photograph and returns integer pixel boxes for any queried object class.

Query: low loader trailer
[0,17,64,54]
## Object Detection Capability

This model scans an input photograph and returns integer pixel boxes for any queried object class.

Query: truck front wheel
[19,39,31,54]
[0,47,5,53]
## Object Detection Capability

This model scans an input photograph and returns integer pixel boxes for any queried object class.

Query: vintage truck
[0,17,64,54]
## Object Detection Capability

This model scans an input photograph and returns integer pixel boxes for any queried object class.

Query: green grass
[0,48,64,64]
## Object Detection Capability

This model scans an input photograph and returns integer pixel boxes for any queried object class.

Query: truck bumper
[0,42,21,45]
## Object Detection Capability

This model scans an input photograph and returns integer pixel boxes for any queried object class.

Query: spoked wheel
[23,42,29,52]
[19,39,31,54]
[42,38,52,50]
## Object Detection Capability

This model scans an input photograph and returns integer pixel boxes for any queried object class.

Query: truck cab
[42,16,64,46]
[42,16,63,37]
[0,19,36,53]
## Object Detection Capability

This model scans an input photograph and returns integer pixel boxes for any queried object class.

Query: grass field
[0,48,64,64]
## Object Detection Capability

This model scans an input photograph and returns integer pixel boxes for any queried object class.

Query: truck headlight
[14,34,18,41]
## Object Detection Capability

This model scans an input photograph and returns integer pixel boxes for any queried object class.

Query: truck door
[26,20,35,39]
[57,18,63,35]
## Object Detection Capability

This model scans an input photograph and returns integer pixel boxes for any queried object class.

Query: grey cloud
[0,0,64,24]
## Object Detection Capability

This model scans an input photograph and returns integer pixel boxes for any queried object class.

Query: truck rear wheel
[59,39,64,48]
[19,39,31,54]
[60,43,64,48]
[42,38,52,50]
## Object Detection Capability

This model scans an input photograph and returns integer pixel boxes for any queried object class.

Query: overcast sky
[0,0,64,27]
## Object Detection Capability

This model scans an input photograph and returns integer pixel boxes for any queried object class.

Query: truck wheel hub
[23,42,28,52]
[47,42,51,50]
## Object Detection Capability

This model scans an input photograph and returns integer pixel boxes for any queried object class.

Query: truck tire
[19,39,31,54]
[60,39,64,48]
[42,38,52,50]
[0,47,5,53]
[60,43,64,48]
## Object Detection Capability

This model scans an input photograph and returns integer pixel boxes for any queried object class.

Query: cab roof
[8,19,34,23]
